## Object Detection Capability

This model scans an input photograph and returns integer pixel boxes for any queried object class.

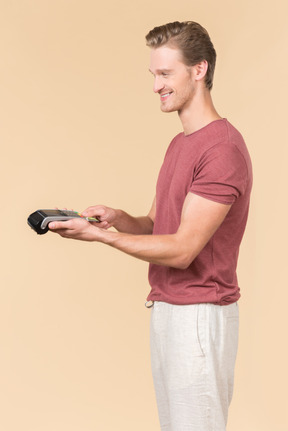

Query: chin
[160,104,177,113]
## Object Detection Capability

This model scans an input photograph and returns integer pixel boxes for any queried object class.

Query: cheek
[182,80,194,97]
[164,78,173,89]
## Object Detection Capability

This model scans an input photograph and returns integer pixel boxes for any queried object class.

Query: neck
[179,87,222,135]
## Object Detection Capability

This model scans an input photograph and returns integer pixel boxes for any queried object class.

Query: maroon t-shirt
[147,118,253,305]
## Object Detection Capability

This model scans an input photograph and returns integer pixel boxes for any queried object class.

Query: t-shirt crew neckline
[183,118,227,138]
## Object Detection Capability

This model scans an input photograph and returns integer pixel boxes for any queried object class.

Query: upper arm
[176,192,231,267]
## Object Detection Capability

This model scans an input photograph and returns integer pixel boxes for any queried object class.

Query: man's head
[146,21,216,91]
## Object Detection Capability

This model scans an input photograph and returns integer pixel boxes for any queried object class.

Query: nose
[153,76,165,93]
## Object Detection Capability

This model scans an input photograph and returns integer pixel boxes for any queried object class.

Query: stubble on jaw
[160,75,195,114]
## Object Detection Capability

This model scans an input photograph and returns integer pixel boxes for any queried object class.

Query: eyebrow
[149,69,173,75]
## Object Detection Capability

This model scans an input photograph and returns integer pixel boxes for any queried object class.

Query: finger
[95,220,109,229]
[49,228,70,237]
[49,220,72,230]
[82,206,106,218]
[81,206,98,217]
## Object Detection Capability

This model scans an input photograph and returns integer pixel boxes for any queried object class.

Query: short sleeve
[190,143,248,205]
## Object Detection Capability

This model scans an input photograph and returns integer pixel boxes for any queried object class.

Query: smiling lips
[160,91,173,99]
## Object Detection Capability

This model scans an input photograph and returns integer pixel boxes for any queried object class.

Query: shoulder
[199,119,252,172]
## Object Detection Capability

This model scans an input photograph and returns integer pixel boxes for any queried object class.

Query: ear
[193,60,208,83]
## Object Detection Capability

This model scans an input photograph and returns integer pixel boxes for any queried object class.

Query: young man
[50,21,252,431]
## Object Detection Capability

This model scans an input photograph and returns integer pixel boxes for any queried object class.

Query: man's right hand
[81,197,156,235]
[81,206,117,230]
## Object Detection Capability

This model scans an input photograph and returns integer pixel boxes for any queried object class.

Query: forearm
[97,228,194,269]
[113,210,154,235]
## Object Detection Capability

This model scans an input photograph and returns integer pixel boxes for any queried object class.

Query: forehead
[149,45,185,73]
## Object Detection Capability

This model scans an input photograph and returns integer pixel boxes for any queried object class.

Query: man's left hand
[49,218,102,242]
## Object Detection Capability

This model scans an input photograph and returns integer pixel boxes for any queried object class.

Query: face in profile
[149,45,196,114]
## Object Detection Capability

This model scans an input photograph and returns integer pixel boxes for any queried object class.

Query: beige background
[1,0,287,430]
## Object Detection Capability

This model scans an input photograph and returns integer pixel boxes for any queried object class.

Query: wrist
[112,209,126,230]
[95,227,116,245]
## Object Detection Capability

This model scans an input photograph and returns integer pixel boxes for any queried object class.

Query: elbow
[172,253,194,270]
[166,234,198,269]
[175,261,192,270]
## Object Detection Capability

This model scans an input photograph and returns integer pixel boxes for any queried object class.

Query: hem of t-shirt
[146,289,240,306]
[146,297,240,306]
[189,190,235,205]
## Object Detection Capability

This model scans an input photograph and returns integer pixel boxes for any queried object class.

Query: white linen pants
[149,301,239,431]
